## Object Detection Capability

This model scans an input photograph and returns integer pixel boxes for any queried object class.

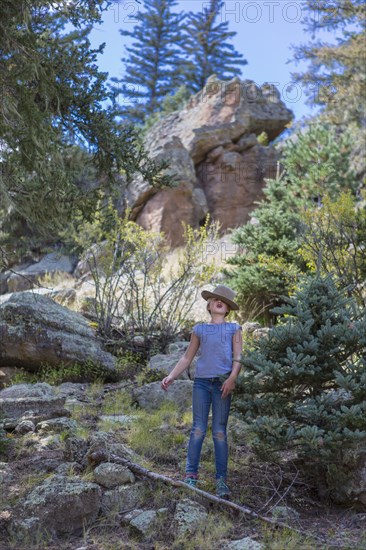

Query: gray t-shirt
[193,322,242,378]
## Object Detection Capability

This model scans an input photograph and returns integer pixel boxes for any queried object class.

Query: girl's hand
[221,377,236,398]
[161,374,175,391]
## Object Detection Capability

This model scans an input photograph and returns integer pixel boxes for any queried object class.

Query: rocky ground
[1,380,366,550]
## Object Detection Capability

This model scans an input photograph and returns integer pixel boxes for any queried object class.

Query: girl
[161,285,242,498]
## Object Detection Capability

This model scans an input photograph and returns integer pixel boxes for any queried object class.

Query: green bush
[226,177,307,321]
[300,191,366,307]
[234,273,366,494]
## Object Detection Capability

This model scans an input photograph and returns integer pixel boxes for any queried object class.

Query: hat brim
[201,290,239,310]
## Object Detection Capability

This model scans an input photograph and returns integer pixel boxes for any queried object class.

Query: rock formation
[127,76,293,246]
[0,292,116,372]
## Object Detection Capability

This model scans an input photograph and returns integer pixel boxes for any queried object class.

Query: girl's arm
[221,328,243,398]
[161,332,200,391]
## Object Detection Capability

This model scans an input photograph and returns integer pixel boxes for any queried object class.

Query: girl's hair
[207,298,230,317]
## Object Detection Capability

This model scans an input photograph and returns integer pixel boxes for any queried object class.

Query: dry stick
[89,451,326,544]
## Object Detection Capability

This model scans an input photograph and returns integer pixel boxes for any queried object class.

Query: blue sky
[89,1,326,121]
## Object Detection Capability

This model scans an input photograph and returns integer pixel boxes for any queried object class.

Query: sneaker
[216,477,230,498]
[184,475,198,488]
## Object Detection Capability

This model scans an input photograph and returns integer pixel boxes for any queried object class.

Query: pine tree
[111,0,186,124]
[0,1,172,261]
[225,120,359,317]
[181,0,247,92]
[281,122,358,203]
[225,177,307,320]
[234,273,366,495]
[291,0,365,127]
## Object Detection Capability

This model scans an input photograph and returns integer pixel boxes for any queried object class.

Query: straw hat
[201,285,239,311]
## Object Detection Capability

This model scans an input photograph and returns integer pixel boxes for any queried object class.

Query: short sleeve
[193,324,201,338]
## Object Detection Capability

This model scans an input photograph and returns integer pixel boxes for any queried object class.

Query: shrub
[76,205,219,355]
[234,273,366,494]
[299,191,366,307]
[226,177,307,321]
[114,350,145,381]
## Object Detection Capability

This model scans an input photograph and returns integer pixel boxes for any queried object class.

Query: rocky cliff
[127,76,293,246]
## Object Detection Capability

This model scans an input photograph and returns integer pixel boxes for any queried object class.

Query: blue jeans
[186,377,232,479]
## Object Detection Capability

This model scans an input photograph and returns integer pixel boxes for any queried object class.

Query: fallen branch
[88,450,325,543]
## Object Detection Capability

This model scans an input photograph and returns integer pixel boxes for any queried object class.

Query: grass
[85,380,105,399]
[72,424,91,440]
[101,389,138,416]
[2,397,364,550]
[37,271,75,290]
[10,361,111,386]
[96,417,121,433]
[7,350,148,390]
[6,525,55,550]
[144,480,176,510]
[67,401,98,424]
[127,402,188,464]
[172,511,233,550]
[261,526,325,549]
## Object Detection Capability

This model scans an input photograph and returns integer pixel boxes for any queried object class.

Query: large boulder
[127,136,206,223]
[12,474,101,539]
[127,76,293,246]
[0,292,116,372]
[145,77,292,164]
